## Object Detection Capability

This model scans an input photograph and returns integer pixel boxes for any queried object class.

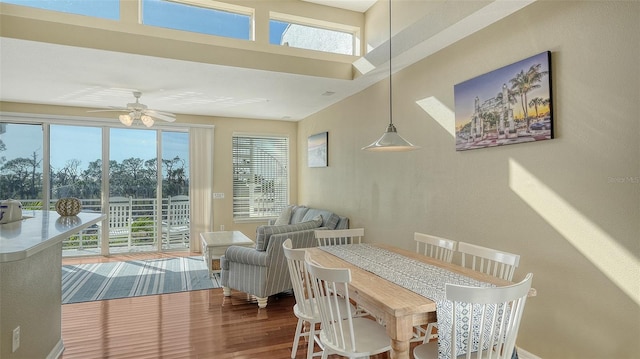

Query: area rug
[62,256,220,304]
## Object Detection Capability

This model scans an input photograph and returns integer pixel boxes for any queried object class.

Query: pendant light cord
[389,0,393,126]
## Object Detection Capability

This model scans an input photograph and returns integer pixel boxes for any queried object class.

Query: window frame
[270,11,360,56]
[232,133,289,222]
[147,0,255,40]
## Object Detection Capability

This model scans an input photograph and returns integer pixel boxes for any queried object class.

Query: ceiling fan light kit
[119,114,133,126]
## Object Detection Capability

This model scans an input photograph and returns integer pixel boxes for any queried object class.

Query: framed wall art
[308,131,328,167]
[454,51,553,151]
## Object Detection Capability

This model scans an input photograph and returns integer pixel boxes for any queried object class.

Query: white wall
[298,1,640,358]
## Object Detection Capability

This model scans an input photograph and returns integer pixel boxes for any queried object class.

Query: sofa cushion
[301,208,341,229]
[290,206,309,224]
[255,216,322,251]
[274,205,294,225]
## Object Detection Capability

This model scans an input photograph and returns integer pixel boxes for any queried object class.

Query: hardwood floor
[60,254,406,358]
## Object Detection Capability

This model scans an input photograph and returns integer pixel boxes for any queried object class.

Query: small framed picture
[308,132,328,167]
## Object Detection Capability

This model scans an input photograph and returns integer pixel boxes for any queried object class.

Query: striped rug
[62,256,220,304]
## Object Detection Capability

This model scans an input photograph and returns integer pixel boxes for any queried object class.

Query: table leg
[386,315,413,359]
[390,338,410,359]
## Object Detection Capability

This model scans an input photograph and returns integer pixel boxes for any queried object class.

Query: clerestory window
[142,0,253,40]
[2,0,361,56]
[0,0,119,19]
[270,12,359,56]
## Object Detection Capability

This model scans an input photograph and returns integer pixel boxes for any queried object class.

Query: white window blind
[232,135,289,220]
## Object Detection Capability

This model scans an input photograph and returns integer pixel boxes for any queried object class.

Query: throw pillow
[274,205,294,225]
[325,213,341,230]
[254,217,323,251]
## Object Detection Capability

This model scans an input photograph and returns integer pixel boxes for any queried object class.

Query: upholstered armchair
[219,206,349,308]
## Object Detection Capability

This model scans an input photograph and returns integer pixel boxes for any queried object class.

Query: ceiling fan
[88,91,176,127]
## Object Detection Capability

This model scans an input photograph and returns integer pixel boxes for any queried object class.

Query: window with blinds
[232,135,289,220]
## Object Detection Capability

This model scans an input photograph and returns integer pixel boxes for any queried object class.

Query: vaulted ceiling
[0,0,535,122]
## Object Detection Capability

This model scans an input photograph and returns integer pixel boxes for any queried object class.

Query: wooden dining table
[305,243,514,359]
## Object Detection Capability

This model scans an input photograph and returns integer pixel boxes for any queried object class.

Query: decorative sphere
[55,197,82,216]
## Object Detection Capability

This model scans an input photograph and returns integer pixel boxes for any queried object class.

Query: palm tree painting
[454,51,553,151]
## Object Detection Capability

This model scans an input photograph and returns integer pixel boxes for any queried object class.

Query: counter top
[0,210,105,262]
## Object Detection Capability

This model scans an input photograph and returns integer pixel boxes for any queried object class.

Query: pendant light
[362,0,420,152]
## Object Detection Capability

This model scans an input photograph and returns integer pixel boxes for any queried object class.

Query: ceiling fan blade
[144,110,176,122]
[149,114,176,122]
[87,109,128,113]
[145,109,175,116]
[88,105,129,113]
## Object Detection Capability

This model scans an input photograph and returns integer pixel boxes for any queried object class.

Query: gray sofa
[220,206,349,308]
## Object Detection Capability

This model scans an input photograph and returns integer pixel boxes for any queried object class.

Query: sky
[453,51,551,128]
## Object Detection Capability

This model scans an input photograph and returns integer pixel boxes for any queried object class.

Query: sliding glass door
[1,120,190,256]
[105,128,190,254]
[50,125,102,254]
[0,123,43,207]
[108,128,159,253]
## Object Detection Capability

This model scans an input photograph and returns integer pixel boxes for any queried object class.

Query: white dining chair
[314,228,364,247]
[283,239,356,359]
[413,273,533,359]
[457,242,520,281]
[412,232,458,343]
[304,253,391,359]
[415,232,457,263]
[314,228,371,318]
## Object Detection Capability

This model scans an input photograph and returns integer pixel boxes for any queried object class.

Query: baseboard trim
[517,347,542,359]
[47,339,64,359]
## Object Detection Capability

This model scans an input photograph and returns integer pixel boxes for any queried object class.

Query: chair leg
[306,322,317,359]
[425,323,438,342]
[291,318,304,359]
[411,322,438,343]
[256,297,268,308]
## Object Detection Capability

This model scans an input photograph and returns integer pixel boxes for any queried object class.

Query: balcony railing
[20,198,190,256]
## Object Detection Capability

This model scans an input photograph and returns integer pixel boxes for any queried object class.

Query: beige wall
[0,102,298,241]
[298,1,640,358]
[185,114,299,239]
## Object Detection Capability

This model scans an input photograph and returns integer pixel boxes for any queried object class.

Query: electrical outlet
[12,326,20,352]
[220,225,225,231]
[213,193,224,199]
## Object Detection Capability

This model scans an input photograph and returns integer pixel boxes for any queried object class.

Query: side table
[200,231,254,277]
